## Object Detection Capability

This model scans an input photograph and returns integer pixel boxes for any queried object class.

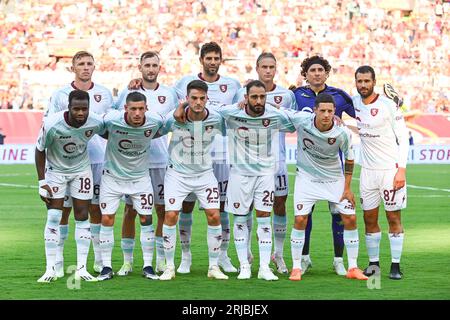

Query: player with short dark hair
[235,52,297,274]
[36,89,104,283]
[353,66,408,280]
[172,42,241,275]
[114,51,178,277]
[97,92,164,281]
[158,80,228,281]
[292,55,355,276]
[46,51,114,277]
[286,93,368,281]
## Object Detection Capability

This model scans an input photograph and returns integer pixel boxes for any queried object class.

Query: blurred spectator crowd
[0,0,448,113]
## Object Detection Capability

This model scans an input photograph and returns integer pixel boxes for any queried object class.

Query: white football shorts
[100,171,154,216]
[63,163,103,207]
[226,171,275,216]
[164,168,220,211]
[359,167,407,211]
[293,171,355,216]
[45,168,93,201]
[274,162,289,197]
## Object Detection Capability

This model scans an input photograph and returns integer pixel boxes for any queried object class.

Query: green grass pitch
[0,164,449,300]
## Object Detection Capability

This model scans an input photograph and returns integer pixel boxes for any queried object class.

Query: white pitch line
[0,183,37,189]
[0,173,33,177]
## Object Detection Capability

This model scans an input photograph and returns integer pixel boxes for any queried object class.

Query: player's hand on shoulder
[174,100,188,123]
[127,78,143,90]
[333,115,345,127]
[237,100,247,109]
[243,79,254,87]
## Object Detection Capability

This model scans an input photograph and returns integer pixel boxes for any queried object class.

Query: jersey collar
[71,81,94,91]
[186,107,210,122]
[140,82,160,91]
[198,73,220,82]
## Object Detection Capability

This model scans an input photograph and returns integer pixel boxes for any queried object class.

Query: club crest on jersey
[101,203,106,209]
[94,94,102,102]
[296,204,303,210]
[234,202,240,209]
[144,129,152,137]
[274,96,283,104]
[205,125,214,133]
[220,84,227,93]
[169,198,175,204]
[85,130,93,138]
[262,119,271,127]
[52,187,59,193]
[328,137,336,145]
[371,108,379,116]
[158,96,166,104]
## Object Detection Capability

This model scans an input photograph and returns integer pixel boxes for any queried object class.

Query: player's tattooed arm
[344,159,354,176]
[341,159,356,207]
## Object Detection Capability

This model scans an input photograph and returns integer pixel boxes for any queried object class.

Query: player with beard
[353,66,408,280]
[235,52,296,274]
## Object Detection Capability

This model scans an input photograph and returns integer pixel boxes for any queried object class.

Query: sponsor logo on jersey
[118,139,144,149]
[158,96,166,104]
[220,84,227,93]
[355,108,361,112]
[205,125,214,133]
[52,186,59,193]
[355,116,361,122]
[370,108,379,116]
[169,198,175,204]
[234,202,240,208]
[181,136,195,148]
[301,93,310,98]
[144,129,152,137]
[233,117,247,123]
[115,130,128,135]
[328,137,336,145]
[262,119,270,127]
[63,142,77,153]
[94,94,102,102]
[59,136,72,139]
[302,138,324,154]
[85,130,93,138]
[296,204,303,210]
[101,203,106,209]
[274,96,283,104]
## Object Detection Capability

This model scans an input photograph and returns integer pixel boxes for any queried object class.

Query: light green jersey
[36,111,105,174]
[161,106,225,176]
[286,110,354,179]
[103,110,164,180]
[215,103,295,176]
